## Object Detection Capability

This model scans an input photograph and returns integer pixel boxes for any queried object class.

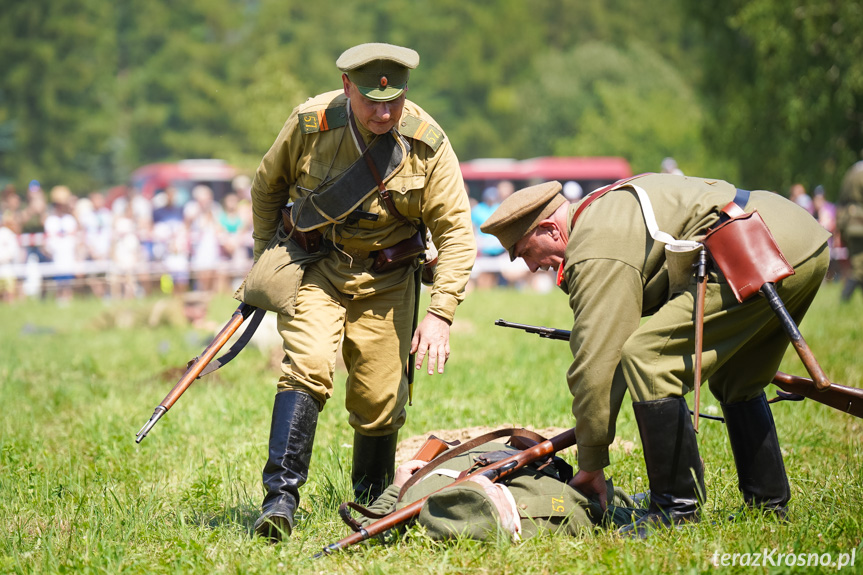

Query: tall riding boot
[619,397,705,538]
[351,430,398,504]
[721,393,790,517]
[253,390,319,542]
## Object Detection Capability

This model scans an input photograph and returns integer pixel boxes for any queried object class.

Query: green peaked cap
[337,43,419,101]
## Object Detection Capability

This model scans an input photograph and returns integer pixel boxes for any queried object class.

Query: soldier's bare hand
[569,468,607,511]
[393,460,426,488]
[411,312,451,375]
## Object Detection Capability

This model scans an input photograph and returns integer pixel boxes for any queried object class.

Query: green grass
[1,283,862,574]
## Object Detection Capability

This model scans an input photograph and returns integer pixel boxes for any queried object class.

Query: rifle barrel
[494,319,570,341]
[496,318,863,420]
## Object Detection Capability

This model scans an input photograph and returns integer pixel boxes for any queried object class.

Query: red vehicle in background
[460,156,632,201]
[107,159,241,208]
[115,156,630,209]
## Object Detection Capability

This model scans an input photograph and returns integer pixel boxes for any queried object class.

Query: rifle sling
[338,502,382,532]
[569,174,646,229]
[396,427,548,503]
[195,306,267,378]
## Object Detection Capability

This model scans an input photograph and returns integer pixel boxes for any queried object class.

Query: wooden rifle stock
[412,436,452,463]
[772,372,863,418]
[496,319,863,420]
[760,283,831,390]
[135,303,257,443]
[315,427,577,558]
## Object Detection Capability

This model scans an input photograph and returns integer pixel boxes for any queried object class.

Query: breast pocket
[295,156,345,198]
[387,173,426,220]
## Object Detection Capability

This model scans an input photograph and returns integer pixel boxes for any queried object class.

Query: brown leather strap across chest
[569,174,647,229]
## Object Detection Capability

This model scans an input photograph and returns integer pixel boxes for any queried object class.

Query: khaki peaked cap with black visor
[337,42,419,102]
[480,180,568,259]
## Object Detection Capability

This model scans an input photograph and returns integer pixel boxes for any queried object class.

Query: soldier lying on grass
[345,437,646,541]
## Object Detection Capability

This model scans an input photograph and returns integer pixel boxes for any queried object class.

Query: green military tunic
[561,173,830,471]
[838,161,863,284]
[360,441,640,540]
[250,90,475,433]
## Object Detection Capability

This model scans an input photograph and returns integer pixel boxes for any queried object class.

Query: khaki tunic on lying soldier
[354,438,644,541]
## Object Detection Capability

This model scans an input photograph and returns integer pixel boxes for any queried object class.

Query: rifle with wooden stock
[135,303,266,443]
[495,319,863,419]
[314,427,577,558]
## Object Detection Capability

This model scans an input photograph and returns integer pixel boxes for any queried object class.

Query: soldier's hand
[411,312,451,375]
[393,460,426,488]
[569,468,607,511]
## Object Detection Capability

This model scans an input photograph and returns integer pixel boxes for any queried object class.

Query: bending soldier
[248,43,475,541]
[480,174,830,536]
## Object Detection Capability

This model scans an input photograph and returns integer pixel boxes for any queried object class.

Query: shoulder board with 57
[398,114,445,151]
[299,107,349,134]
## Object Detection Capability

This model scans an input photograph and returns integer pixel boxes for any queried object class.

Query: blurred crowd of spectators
[0,179,254,304]
[787,182,846,280]
[1,172,848,305]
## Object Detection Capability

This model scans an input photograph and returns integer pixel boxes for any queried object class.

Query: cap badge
[380,75,388,88]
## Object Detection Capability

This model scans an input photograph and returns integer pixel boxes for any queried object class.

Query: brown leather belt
[281,203,422,272]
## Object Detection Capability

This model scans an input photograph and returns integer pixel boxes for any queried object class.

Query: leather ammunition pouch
[704,202,794,302]
[282,204,322,254]
[372,231,425,273]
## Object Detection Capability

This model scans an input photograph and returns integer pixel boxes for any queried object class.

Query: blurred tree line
[0,0,860,197]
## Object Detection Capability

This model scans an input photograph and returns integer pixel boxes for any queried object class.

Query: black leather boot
[721,393,790,517]
[351,430,398,504]
[618,397,705,538]
[253,390,319,542]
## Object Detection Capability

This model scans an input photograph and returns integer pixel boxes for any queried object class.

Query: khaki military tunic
[250,90,475,434]
[838,161,863,283]
[561,173,830,471]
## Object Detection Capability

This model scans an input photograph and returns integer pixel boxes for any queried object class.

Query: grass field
[1,283,862,574]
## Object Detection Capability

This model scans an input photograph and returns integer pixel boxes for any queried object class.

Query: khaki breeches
[619,245,829,404]
[276,263,415,435]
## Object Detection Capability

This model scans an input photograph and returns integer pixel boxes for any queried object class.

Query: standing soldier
[248,43,475,541]
[837,160,863,301]
[480,174,829,536]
